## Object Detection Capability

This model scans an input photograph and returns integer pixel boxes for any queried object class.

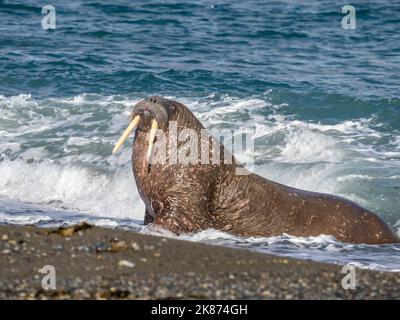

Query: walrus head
[113,96,205,158]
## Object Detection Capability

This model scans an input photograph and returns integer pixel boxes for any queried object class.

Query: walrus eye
[146,119,158,163]
[112,115,141,153]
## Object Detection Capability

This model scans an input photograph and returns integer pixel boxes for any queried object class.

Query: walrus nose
[142,110,151,118]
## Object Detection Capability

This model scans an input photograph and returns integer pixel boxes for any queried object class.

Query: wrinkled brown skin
[131,97,399,244]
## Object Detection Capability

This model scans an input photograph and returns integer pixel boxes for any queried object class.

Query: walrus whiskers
[112,115,141,154]
[146,119,158,163]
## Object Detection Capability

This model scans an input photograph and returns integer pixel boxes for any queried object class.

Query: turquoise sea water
[0,1,399,270]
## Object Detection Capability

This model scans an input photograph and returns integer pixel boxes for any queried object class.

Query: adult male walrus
[113,96,399,244]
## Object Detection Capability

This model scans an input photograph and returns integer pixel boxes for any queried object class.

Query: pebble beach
[0,223,399,300]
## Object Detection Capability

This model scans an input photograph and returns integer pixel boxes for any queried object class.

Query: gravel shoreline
[0,223,399,299]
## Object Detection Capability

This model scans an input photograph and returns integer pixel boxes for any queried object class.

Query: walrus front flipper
[151,186,213,234]
[144,207,154,225]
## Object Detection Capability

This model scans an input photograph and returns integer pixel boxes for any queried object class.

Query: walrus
[113,96,399,244]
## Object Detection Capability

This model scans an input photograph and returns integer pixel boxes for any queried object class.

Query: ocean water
[0,0,399,271]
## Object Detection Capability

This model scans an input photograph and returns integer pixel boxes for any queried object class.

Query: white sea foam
[0,212,52,225]
[337,174,374,182]
[277,128,341,163]
[0,159,144,220]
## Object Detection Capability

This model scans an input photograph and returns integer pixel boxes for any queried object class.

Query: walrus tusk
[112,115,141,154]
[146,119,158,163]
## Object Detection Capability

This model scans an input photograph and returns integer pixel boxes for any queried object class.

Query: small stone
[153,252,161,257]
[2,249,11,254]
[262,290,271,297]
[110,240,128,252]
[118,260,135,268]
[58,228,74,237]
[95,291,109,299]
[131,242,140,251]
[53,244,63,251]
[1,234,9,241]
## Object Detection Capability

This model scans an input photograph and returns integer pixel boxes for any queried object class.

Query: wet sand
[0,223,399,299]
